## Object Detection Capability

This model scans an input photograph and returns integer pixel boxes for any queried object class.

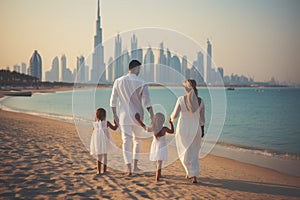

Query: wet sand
[0,109,299,199]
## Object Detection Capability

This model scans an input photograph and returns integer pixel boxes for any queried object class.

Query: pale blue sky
[0,0,299,83]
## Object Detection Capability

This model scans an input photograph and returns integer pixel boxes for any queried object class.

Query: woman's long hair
[183,79,199,113]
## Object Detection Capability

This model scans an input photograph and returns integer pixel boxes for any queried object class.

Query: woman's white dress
[90,120,111,155]
[171,96,205,177]
[149,135,168,161]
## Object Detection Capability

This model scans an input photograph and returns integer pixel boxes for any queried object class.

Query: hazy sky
[0,0,299,83]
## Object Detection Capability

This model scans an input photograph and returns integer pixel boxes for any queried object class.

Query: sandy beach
[0,109,300,199]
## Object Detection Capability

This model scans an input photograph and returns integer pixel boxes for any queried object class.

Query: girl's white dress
[149,135,168,161]
[90,120,111,155]
[171,96,205,177]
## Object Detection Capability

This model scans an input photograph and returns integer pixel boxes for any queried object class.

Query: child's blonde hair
[153,112,165,133]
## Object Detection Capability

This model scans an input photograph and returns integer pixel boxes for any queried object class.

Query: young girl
[90,108,118,174]
[135,112,174,182]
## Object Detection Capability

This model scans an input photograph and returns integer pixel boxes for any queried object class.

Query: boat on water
[227,87,235,91]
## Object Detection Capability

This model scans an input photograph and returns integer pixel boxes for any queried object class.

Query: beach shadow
[199,177,300,198]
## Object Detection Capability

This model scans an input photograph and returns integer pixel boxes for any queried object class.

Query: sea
[1,87,300,176]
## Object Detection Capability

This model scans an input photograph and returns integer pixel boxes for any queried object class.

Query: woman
[171,79,205,183]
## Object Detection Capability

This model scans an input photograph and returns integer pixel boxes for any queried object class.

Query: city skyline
[0,0,299,83]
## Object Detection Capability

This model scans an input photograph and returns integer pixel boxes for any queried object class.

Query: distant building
[61,54,67,81]
[13,64,20,73]
[28,50,42,81]
[218,67,224,80]
[171,55,181,73]
[181,55,187,79]
[76,56,85,83]
[85,65,89,83]
[113,33,123,80]
[91,0,105,83]
[206,40,212,84]
[122,49,130,74]
[170,55,181,84]
[21,63,26,74]
[157,42,167,83]
[144,47,155,83]
[197,51,204,84]
[107,57,113,83]
[131,34,138,60]
[45,56,59,82]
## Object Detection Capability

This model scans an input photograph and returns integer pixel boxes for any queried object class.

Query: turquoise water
[1,87,300,156]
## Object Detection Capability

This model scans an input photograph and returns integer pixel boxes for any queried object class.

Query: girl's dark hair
[187,78,198,96]
[96,108,106,121]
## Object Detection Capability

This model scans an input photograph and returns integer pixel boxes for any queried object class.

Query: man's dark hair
[129,60,141,70]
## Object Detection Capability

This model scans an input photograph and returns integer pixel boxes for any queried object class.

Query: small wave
[210,141,300,161]
[1,104,74,123]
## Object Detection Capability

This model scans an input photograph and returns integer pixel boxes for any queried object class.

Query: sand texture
[0,109,300,199]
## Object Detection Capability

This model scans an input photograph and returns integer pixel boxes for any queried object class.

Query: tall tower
[206,40,212,84]
[91,0,105,83]
[144,47,155,83]
[113,33,122,80]
[197,51,204,84]
[131,34,138,60]
[61,54,66,82]
[29,50,42,81]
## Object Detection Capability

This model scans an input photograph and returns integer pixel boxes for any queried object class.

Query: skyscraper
[113,33,122,80]
[170,55,181,84]
[157,42,167,83]
[197,51,204,84]
[76,56,85,83]
[61,54,66,81]
[144,47,155,83]
[131,34,138,60]
[45,56,59,82]
[181,56,187,79]
[52,56,59,81]
[206,40,212,84]
[91,0,105,83]
[28,50,42,81]
[13,64,20,73]
[21,63,26,74]
[107,57,113,83]
[122,49,130,74]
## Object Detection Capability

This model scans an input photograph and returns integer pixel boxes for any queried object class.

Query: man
[110,60,154,176]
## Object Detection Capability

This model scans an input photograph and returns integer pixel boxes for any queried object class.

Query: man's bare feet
[191,176,197,183]
[133,167,142,172]
[125,171,132,176]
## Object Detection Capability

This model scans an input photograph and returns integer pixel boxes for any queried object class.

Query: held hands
[135,113,146,130]
[113,115,120,127]
[168,118,173,124]
[114,119,119,128]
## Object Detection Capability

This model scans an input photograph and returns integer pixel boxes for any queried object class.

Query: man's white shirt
[110,73,151,125]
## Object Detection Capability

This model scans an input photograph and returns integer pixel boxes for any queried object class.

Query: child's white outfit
[149,135,168,161]
[90,120,111,155]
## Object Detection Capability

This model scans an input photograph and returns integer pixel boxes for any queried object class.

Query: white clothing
[90,120,111,155]
[110,73,151,125]
[110,73,152,164]
[171,96,205,177]
[149,135,168,161]
[120,125,143,164]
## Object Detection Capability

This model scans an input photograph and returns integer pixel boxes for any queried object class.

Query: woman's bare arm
[171,98,181,121]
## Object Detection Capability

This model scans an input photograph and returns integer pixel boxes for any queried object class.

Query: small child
[135,112,174,182]
[90,108,118,174]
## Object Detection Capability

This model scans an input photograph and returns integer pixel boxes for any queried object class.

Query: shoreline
[0,109,299,199]
[1,95,300,177]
